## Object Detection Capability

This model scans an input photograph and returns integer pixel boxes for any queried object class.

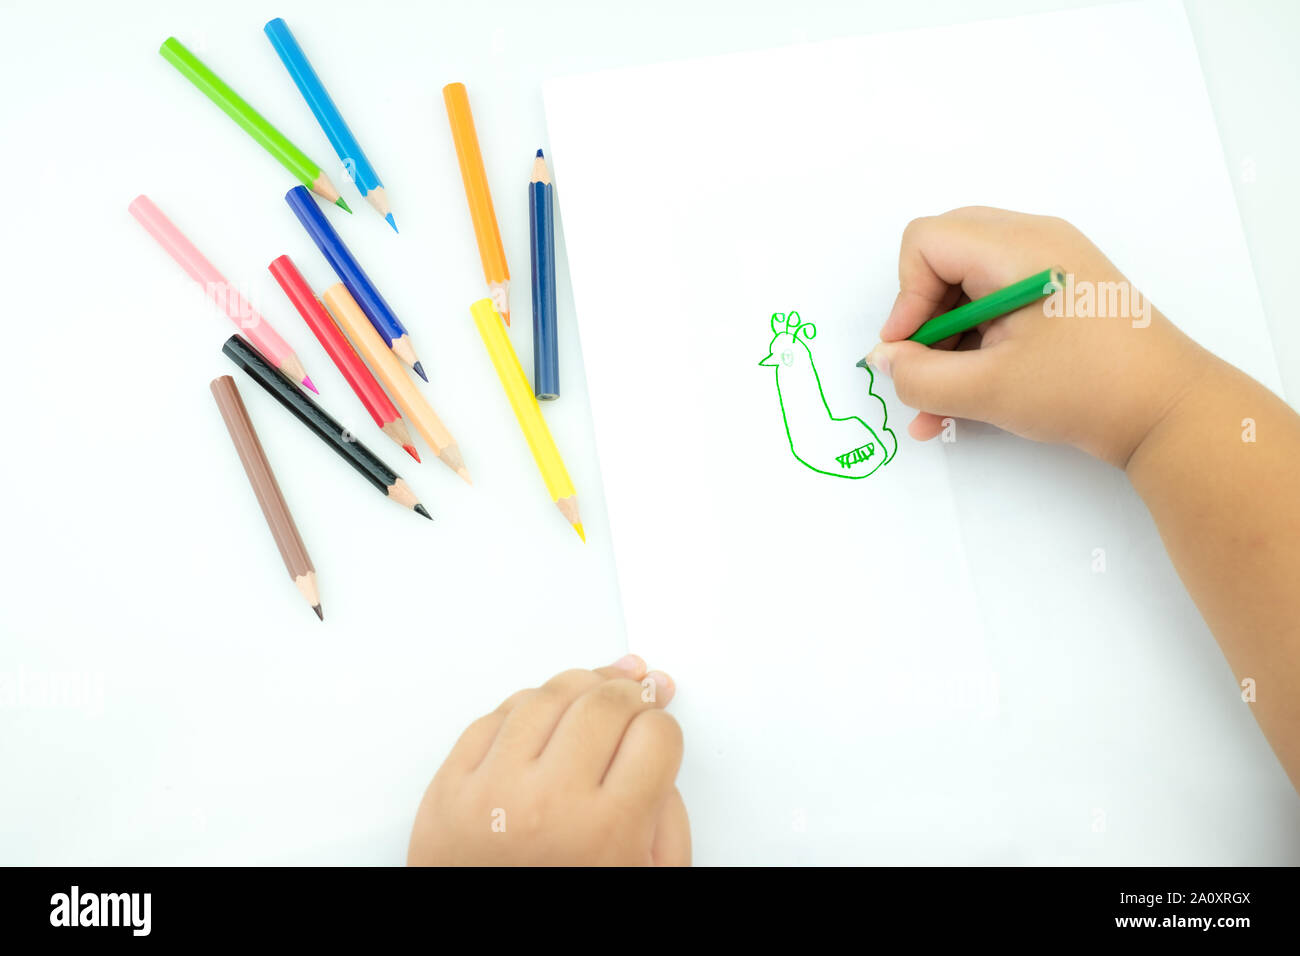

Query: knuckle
[901,216,932,245]
[551,667,594,686]
[493,688,534,715]
[633,708,683,754]
[542,668,601,697]
[460,714,496,741]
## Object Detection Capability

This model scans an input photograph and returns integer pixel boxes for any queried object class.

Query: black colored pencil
[221,335,431,519]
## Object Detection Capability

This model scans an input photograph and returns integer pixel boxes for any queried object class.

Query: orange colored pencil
[443,82,511,325]
[322,283,472,484]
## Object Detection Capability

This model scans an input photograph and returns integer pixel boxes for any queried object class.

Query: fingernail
[611,654,644,676]
[644,670,675,705]
[865,344,894,377]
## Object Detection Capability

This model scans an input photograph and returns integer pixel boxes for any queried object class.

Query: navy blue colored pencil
[283,186,428,382]
[529,150,559,400]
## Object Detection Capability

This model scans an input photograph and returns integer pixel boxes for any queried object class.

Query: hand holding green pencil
[861,207,1211,467]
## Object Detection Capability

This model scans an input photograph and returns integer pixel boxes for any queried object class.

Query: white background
[1,0,1298,865]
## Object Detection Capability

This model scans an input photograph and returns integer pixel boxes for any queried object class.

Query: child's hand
[867,206,1211,467]
[407,656,689,866]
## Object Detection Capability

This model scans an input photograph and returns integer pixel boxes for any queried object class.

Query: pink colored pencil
[128,195,317,393]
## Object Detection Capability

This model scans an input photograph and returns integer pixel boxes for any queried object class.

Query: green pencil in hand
[883,267,1066,349]
[159,37,350,213]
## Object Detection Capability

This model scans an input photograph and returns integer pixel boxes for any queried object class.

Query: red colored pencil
[269,254,420,462]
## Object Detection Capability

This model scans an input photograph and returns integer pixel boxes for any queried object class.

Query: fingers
[881,272,965,343]
[438,687,534,775]
[541,670,675,784]
[651,786,691,866]
[880,207,1027,342]
[908,411,950,441]
[866,339,1009,425]
[602,708,685,813]
[482,656,648,765]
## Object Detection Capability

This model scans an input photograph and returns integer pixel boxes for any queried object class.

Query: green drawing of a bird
[759,311,897,479]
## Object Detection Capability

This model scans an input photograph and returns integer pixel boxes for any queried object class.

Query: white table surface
[1,0,1296,864]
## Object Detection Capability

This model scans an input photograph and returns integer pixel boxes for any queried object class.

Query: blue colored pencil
[283,186,427,382]
[529,150,559,400]
[264,17,397,233]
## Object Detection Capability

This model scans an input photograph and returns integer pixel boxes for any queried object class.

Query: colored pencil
[222,334,431,519]
[323,284,471,485]
[284,185,427,381]
[268,254,419,462]
[158,37,350,213]
[444,83,511,325]
[210,375,323,620]
[264,18,397,232]
[469,298,583,540]
[129,194,318,393]
[878,267,1065,349]
[529,149,559,400]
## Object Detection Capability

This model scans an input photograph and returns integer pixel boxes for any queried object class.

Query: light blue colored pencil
[264,17,397,232]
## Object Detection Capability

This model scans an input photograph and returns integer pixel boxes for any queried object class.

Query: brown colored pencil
[211,375,323,620]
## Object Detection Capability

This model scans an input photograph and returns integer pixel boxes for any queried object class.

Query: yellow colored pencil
[469,298,583,540]
[322,283,471,484]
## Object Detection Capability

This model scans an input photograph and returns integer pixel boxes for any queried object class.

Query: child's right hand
[865,207,1212,467]
[870,207,1300,794]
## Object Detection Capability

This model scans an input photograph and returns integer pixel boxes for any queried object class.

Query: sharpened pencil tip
[457,467,472,485]
[503,312,511,327]
[415,504,433,520]
[855,358,869,369]
[302,375,319,394]
[312,604,324,621]
[573,522,586,543]
[537,148,544,157]
[386,213,398,233]
[412,361,428,382]
[404,444,421,463]
[336,197,352,213]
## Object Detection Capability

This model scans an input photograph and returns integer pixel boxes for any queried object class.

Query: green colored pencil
[159,37,351,213]
[901,267,1064,347]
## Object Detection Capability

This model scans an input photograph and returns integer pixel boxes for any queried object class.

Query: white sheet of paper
[545,0,1300,863]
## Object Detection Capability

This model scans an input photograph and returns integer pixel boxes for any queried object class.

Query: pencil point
[573,522,586,542]
[312,604,324,621]
[537,148,544,157]
[404,444,421,463]
[302,376,319,394]
[386,213,398,233]
[412,361,428,382]
[502,311,511,327]
[457,467,472,485]
[855,358,868,369]
[414,504,433,520]
[336,197,352,213]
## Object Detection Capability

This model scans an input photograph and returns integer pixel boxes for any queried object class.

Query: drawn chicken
[759,311,897,479]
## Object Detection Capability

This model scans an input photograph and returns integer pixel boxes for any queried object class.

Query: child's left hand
[408,656,690,866]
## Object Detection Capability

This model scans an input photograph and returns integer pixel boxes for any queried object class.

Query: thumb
[865,340,1006,424]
